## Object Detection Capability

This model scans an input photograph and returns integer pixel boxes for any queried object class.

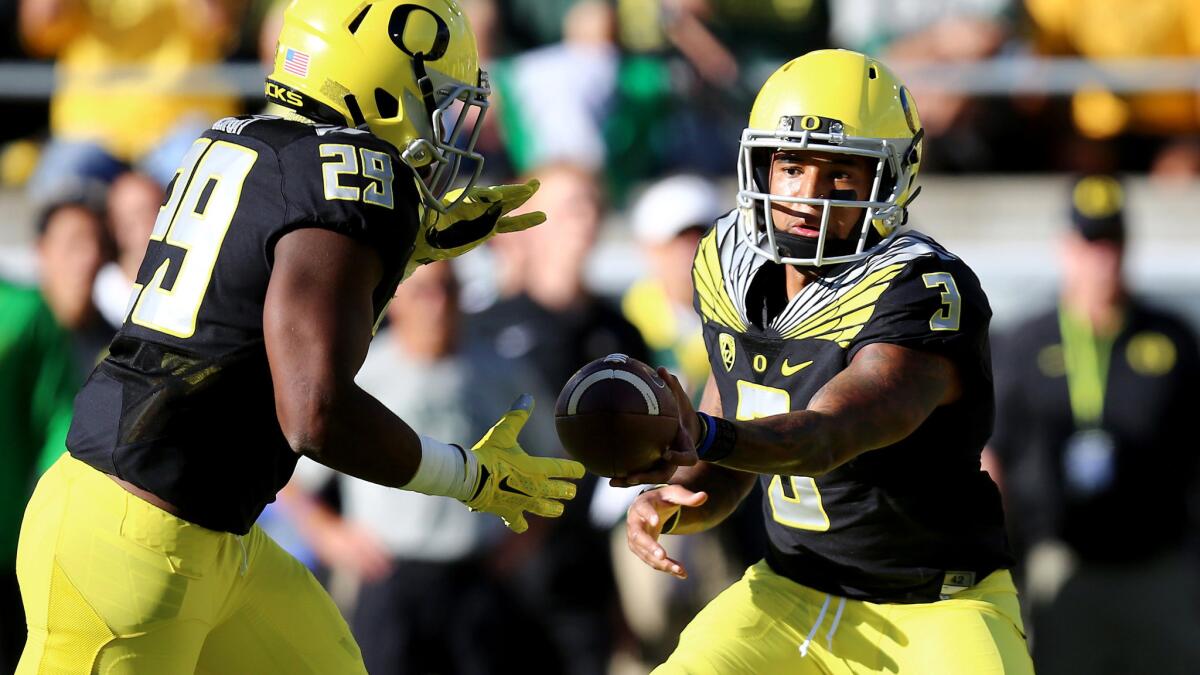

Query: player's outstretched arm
[265,227,425,487]
[265,229,582,532]
[720,342,960,476]
[617,344,958,483]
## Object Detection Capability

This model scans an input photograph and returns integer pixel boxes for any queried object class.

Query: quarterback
[622,50,1034,673]
[16,1,582,673]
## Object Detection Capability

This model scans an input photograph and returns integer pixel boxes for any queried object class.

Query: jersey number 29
[129,138,258,338]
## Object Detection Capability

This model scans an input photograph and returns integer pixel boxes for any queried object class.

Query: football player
[621,50,1034,673]
[16,2,583,673]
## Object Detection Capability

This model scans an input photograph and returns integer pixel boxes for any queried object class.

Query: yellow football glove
[463,394,586,533]
[405,179,546,278]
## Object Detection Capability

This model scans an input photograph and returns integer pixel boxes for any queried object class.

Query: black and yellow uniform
[658,213,1030,674]
[18,115,416,674]
[68,115,415,534]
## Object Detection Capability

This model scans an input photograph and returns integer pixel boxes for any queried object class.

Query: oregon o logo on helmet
[799,115,821,131]
[899,87,918,135]
[389,4,451,60]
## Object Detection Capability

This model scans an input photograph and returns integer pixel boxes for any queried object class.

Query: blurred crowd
[1,0,1200,197]
[1,0,1200,674]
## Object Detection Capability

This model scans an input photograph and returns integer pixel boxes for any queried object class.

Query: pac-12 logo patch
[719,333,736,372]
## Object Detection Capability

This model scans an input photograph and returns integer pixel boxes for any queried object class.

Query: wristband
[694,412,717,456]
[403,435,479,500]
[695,413,737,462]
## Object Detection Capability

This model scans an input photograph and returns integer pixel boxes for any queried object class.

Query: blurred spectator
[4,185,106,671]
[18,0,244,202]
[988,175,1200,674]
[475,162,648,379]
[0,277,79,671]
[493,1,619,174]
[1024,0,1200,176]
[495,0,591,51]
[92,171,161,328]
[469,161,649,675]
[611,1,829,182]
[654,0,829,91]
[280,262,555,675]
[35,197,114,370]
[256,0,287,67]
[622,173,718,399]
[606,173,736,670]
[831,0,1017,171]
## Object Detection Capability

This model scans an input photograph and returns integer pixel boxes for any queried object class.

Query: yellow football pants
[16,454,366,674]
[656,560,1034,675]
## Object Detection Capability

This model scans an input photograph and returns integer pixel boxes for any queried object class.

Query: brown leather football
[554,354,679,478]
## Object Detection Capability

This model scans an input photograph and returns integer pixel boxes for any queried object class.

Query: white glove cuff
[403,435,480,501]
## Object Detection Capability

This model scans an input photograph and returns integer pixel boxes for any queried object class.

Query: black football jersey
[693,213,1012,603]
[67,115,419,534]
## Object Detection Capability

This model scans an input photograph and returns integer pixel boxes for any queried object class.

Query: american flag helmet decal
[282,48,310,78]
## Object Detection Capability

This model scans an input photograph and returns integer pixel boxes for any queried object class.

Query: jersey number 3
[737,381,831,532]
[130,138,258,338]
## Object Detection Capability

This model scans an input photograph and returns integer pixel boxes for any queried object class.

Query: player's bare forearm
[265,227,422,488]
[665,374,754,532]
[290,381,426,489]
[669,461,757,534]
[713,343,960,476]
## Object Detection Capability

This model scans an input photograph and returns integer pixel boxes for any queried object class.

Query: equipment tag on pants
[940,571,976,599]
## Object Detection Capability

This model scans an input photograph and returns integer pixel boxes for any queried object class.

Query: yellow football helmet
[737,49,924,266]
[267,0,489,211]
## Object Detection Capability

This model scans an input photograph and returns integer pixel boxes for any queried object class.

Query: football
[554,354,679,478]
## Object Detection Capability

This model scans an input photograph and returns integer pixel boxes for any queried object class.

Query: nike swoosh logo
[498,475,533,498]
[781,359,814,377]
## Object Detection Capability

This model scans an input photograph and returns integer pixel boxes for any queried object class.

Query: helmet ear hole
[347,5,371,34]
[375,88,400,119]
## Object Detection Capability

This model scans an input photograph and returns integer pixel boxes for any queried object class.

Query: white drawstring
[798,594,848,657]
[236,535,248,576]
[826,597,846,649]
[799,594,832,657]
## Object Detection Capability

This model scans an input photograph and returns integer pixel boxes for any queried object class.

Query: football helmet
[267,0,489,212]
[737,49,924,266]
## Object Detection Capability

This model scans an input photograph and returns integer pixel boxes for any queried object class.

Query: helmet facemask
[736,116,921,267]
[377,3,491,213]
[395,65,491,213]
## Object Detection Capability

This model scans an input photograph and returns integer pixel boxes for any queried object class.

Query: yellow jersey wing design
[692,212,749,332]
[781,263,907,345]
[773,233,947,346]
[692,213,949,348]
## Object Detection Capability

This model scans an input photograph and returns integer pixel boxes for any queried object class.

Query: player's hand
[464,394,586,533]
[406,179,545,277]
[610,368,701,488]
[626,485,708,579]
